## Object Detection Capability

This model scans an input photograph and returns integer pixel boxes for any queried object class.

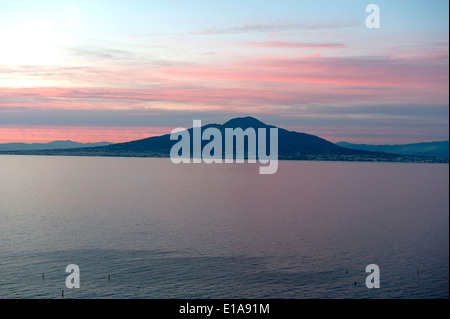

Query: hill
[336,141,449,159]
[0,140,112,151]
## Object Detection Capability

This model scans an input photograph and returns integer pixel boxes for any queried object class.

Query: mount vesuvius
[0,117,446,163]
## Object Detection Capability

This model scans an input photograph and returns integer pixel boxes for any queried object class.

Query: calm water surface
[0,156,448,298]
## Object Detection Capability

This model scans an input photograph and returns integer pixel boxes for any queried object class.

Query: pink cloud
[161,55,448,90]
[243,41,345,49]
[1,51,447,112]
[2,48,447,111]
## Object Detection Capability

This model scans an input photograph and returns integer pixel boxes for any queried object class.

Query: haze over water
[0,156,448,298]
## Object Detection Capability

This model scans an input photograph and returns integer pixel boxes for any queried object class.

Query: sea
[0,155,448,299]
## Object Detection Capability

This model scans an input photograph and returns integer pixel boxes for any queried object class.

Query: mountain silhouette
[223,116,268,128]
[0,140,112,152]
[0,117,446,163]
[83,116,351,158]
[336,141,449,159]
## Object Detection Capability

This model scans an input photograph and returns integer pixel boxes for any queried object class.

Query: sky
[0,0,448,144]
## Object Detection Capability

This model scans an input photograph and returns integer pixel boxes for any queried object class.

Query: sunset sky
[0,0,448,144]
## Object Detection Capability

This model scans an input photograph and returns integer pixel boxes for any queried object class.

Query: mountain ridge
[336,141,449,159]
[0,140,113,152]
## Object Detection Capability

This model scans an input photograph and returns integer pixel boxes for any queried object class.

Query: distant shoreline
[0,151,447,164]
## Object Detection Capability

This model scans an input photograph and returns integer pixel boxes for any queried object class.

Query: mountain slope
[0,140,112,151]
[336,141,449,159]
